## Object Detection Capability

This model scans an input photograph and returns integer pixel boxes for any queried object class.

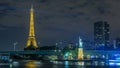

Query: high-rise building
[114,38,120,49]
[94,21,110,49]
[24,6,39,50]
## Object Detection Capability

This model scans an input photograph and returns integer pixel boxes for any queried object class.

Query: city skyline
[0,0,120,51]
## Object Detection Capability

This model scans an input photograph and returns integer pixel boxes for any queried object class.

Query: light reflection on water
[64,61,69,68]
[0,60,120,68]
[24,60,37,68]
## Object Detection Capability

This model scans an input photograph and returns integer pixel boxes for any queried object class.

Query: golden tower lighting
[24,6,38,50]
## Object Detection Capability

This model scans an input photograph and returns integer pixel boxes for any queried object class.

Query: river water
[0,60,119,68]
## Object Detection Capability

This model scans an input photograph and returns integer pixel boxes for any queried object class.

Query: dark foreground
[0,60,120,68]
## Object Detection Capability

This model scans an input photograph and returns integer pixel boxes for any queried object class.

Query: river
[0,60,119,68]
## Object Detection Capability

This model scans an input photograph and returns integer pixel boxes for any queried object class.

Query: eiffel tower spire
[24,5,39,50]
[29,5,35,37]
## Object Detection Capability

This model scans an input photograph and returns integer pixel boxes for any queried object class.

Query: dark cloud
[0,23,17,30]
[0,3,16,17]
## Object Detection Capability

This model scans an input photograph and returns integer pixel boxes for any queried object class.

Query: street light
[13,42,18,51]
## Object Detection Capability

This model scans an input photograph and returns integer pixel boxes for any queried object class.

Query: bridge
[0,50,120,61]
[0,50,119,57]
[0,50,61,61]
[84,50,120,55]
[0,50,61,55]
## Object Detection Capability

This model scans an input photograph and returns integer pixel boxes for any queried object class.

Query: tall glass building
[94,21,110,49]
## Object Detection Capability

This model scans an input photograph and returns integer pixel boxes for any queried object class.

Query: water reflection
[64,61,69,68]
[1,60,120,68]
[24,60,37,68]
[9,64,13,68]
[77,62,84,66]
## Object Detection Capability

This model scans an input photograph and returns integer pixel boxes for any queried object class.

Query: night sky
[0,0,120,51]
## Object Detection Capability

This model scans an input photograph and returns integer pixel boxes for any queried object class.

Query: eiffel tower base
[24,47,39,51]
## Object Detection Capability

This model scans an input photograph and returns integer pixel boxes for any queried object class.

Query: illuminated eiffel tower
[24,6,39,50]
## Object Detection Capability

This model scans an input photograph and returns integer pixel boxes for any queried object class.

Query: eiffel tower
[24,6,39,50]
